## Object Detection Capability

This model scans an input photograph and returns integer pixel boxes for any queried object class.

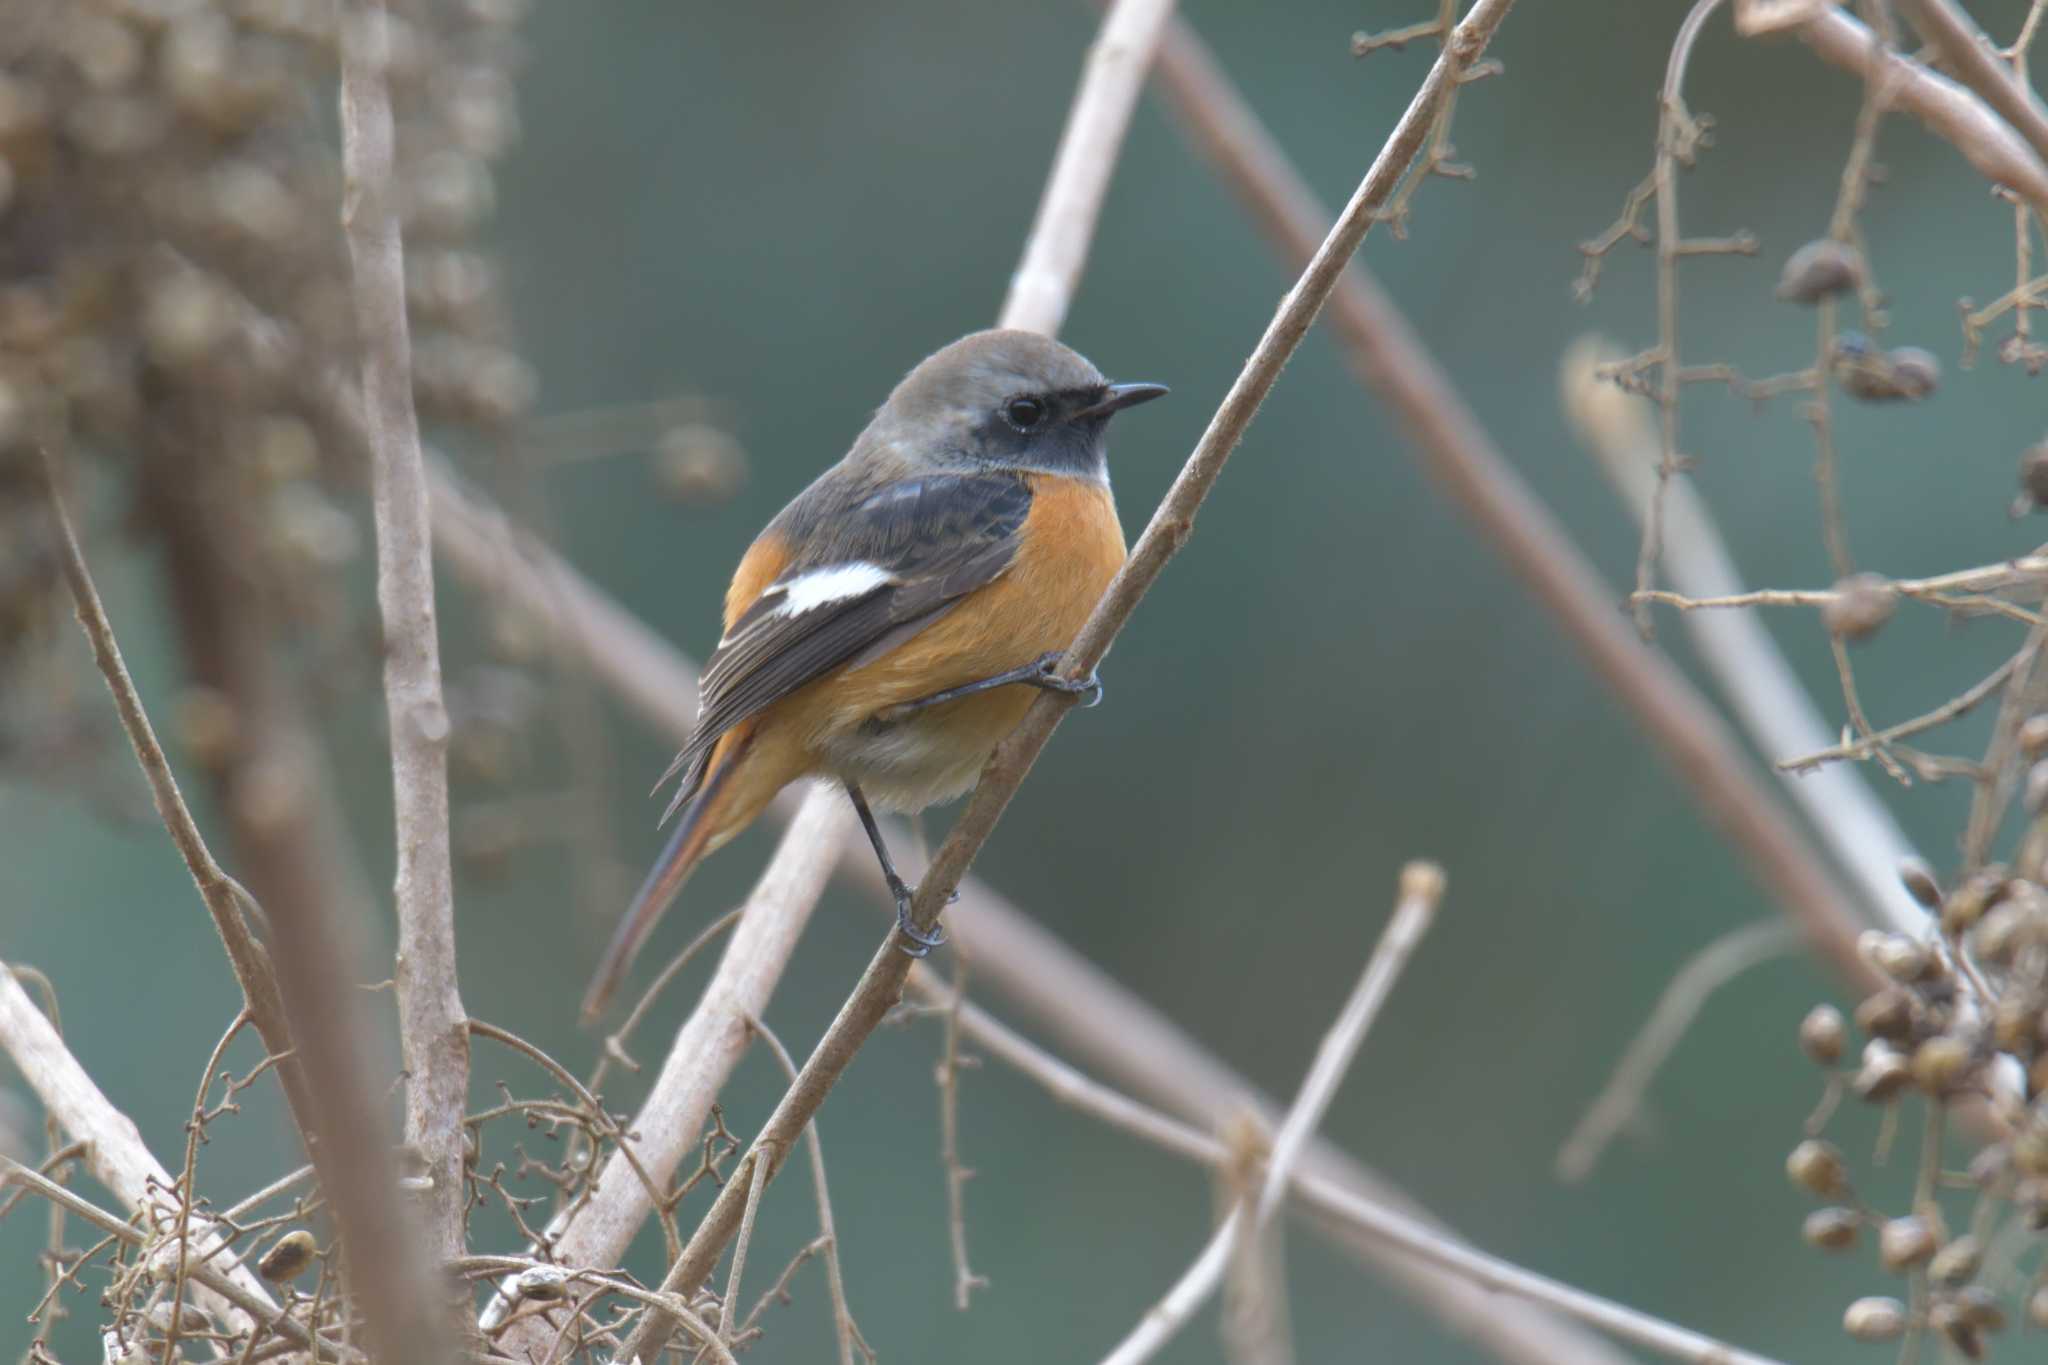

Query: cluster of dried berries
[0,0,530,774]
[1791,857,2048,1357]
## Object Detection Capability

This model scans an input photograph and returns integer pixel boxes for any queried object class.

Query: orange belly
[703,472,1126,831]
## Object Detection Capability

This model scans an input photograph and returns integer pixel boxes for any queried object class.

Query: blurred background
[6,0,2047,1359]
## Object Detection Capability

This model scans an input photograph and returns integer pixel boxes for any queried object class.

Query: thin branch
[719,1144,775,1350]
[1000,0,1181,334]
[1097,863,1445,1365]
[36,453,317,1142]
[1790,5,2048,217]
[613,8,1520,1358]
[478,790,852,1339]
[745,1014,869,1365]
[0,969,280,1340]
[1555,921,1797,1182]
[1898,0,2048,170]
[339,0,471,1280]
[933,953,987,1311]
[1146,15,1877,989]
[1563,342,1936,928]
[920,975,1793,1365]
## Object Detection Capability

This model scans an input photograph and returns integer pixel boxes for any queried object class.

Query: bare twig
[0,969,280,1340]
[1001,0,1181,334]
[932,984,1792,1365]
[1789,6,2048,216]
[1898,0,2048,169]
[340,0,471,1279]
[933,954,987,1310]
[1555,921,1797,1182]
[1097,863,1445,1365]
[479,790,852,1338]
[1146,15,1876,989]
[36,454,316,1141]
[718,1144,775,1349]
[1562,343,1929,934]
[745,1014,869,1365]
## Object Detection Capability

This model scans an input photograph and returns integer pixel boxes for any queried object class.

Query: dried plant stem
[44,450,431,1357]
[1634,0,1729,636]
[340,0,471,1275]
[479,791,852,1341]
[1563,342,1928,933]
[1790,6,2048,215]
[1098,863,1445,1365]
[613,10,1517,1357]
[720,1144,775,1349]
[931,981,1790,1365]
[37,454,316,1138]
[1147,15,1874,989]
[745,1015,868,1365]
[1899,0,2048,168]
[1555,921,1797,1181]
[934,953,987,1310]
[0,969,280,1339]
[1001,0,1180,334]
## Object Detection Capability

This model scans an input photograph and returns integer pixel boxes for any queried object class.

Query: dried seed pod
[2019,445,2048,515]
[1777,239,1863,304]
[257,1229,317,1282]
[1943,869,2011,937]
[1913,1035,1973,1093]
[1928,1299,1984,1360]
[1953,1285,2007,1332]
[1855,1040,1912,1101]
[2028,1284,2048,1328]
[1855,989,1915,1043]
[511,1264,568,1302]
[1865,931,1934,983]
[1844,1296,1908,1341]
[1930,1234,1983,1285]
[1878,1214,1937,1272]
[1899,858,1942,908]
[1799,1004,1847,1065]
[1823,573,1897,642]
[1787,1138,1848,1196]
[1802,1206,1859,1251]
[1834,332,1942,401]
[2013,1124,2048,1177]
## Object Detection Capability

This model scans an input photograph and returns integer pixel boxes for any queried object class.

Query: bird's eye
[1003,396,1047,431]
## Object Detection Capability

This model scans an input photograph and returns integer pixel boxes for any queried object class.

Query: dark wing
[657,471,1033,819]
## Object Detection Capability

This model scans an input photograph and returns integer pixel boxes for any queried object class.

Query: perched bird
[581,330,1166,1020]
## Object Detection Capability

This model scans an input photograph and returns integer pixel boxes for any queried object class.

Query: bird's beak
[1073,381,1170,421]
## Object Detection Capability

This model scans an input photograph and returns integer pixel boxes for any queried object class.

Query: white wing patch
[773,562,893,616]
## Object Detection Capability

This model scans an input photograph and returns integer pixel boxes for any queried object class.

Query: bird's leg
[845,782,947,957]
[874,651,1102,724]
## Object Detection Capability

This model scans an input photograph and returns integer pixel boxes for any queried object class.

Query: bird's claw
[1032,652,1103,708]
[893,884,948,958]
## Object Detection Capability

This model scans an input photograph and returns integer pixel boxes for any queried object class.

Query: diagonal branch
[1145,13,1877,992]
[1897,0,2048,170]
[1098,863,1445,1365]
[612,3,1520,1357]
[1791,5,2048,216]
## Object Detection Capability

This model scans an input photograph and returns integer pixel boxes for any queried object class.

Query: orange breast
[788,472,1126,809]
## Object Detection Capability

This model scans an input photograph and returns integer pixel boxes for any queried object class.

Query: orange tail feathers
[581,728,756,1024]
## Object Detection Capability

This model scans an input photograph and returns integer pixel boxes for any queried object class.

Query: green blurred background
[8,0,2047,1359]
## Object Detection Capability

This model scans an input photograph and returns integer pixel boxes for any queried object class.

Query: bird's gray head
[865,329,1167,482]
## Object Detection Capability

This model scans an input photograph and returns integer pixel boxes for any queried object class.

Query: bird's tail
[580,727,756,1024]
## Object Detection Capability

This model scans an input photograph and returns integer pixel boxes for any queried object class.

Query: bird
[580,329,1167,1021]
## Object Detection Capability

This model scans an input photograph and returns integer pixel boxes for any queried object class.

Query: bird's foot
[1030,651,1103,708]
[892,879,950,958]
